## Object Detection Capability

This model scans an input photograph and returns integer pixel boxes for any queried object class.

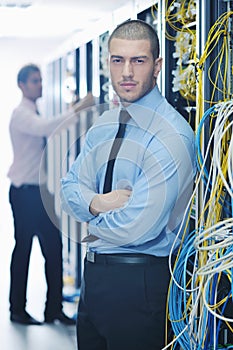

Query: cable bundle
[159,0,197,103]
[196,10,233,125]
[166,101,233,350]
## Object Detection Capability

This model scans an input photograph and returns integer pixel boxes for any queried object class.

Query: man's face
[19,71,42,102]
[109,38,162,104]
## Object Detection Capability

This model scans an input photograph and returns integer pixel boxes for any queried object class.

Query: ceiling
[0,0,134,63]
[0,0,128,39]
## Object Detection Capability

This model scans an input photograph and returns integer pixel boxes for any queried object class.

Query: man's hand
[73,92,95,112]
[90,189,132,216]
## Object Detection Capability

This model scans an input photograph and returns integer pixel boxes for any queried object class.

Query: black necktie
[103,109,130,193]
[82,109,130,243]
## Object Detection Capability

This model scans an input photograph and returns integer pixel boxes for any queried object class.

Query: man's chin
[119,94,139,104]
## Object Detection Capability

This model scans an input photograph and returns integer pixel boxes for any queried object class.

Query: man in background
[8,63,94,325]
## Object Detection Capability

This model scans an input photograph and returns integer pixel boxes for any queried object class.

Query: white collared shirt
[8,97,75,187]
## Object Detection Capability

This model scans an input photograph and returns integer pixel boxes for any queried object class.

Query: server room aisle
[0,191,77,350]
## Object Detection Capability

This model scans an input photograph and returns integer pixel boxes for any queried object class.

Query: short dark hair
[108,19,160,60]
[17,64,40,84]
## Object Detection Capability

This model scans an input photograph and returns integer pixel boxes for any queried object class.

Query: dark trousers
[9,184,63,316]
[77,255,171,350]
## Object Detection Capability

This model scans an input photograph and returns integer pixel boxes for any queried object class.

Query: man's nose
[122,61,133,78]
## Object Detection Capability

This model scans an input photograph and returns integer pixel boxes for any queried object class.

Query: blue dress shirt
[60,85,196,256]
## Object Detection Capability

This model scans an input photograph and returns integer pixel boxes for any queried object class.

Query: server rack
[163,1,233,348]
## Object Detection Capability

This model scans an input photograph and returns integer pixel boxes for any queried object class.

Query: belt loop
[87,251,95,263]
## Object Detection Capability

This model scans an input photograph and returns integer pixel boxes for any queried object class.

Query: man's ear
[154,57,163,78]
[18,81,24,91]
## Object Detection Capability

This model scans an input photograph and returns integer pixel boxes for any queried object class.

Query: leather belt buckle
[87,251,95,263]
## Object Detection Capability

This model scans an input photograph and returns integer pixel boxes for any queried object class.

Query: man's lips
[120,82,137,88]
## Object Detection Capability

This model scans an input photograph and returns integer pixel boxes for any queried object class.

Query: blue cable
[205,273,219,349]
[196,105,216,181]
[168,229,198,349]
[216,289,232,345]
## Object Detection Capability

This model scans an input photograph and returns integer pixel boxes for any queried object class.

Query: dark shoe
[10,311,42,325]
[44,311,76,325]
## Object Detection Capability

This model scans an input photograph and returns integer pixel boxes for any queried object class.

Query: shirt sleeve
[87,133,195,247]
[60,129,98,222]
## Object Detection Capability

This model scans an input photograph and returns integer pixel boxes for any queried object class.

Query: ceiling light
[0,0,32,8]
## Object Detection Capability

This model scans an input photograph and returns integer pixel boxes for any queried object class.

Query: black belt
[86,252,164,265]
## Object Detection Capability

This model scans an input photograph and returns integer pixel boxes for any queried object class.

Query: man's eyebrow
[110,55,123,59]
[110,55,148,59]
[131,56,148,59]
